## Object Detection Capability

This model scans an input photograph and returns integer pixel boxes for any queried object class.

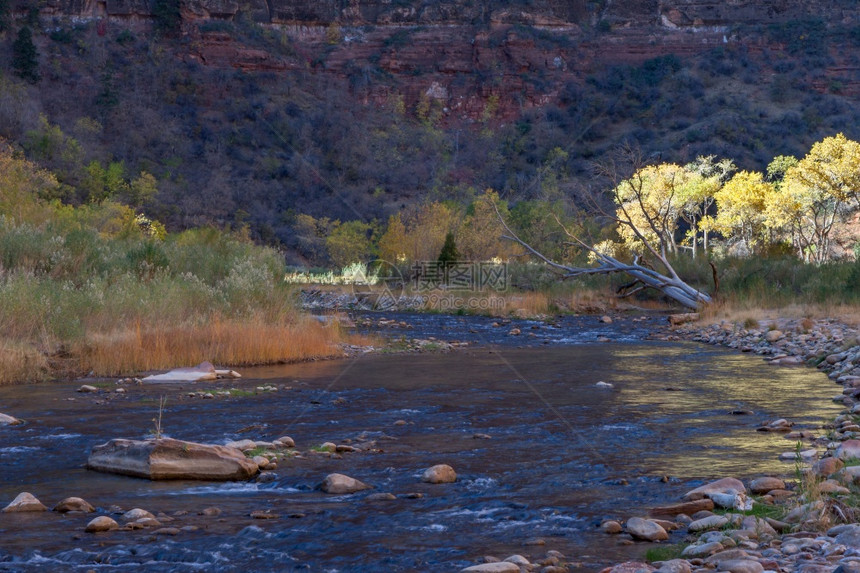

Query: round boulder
[836,440,860,460]
[274,436,295,448]
[123,508,155,521]
[53,497,95,513]
[626,517,669,542]
[320,473,372,494]
[601,520,623,534]
[422,464,457,484]
[86,515,119,533]
[812,457,845,477]
[2,492,47,513]
[0,413,22,426]
[749,476,785,495]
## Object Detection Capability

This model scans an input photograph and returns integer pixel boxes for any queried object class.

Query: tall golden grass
[76,316,349,377]
[0,340,49,385]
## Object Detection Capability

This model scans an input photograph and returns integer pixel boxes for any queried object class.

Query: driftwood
[493,202,712,309]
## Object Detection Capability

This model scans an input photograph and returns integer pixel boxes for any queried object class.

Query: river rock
[739,515,776,537]
[812,457,844,476]
[503,555,530,566]
[656,560,691,573]
[682,478,746,501]
[669,313,699,326]
[142,361,218,383]
[603,562,656,573]
[273,436,295,448]
[650,498,714,517]
[749,477,785,494]
[366,493,397,502]
[836,440,860,460]
[681,541,724,557]
[2,492,47,513]
[765,330,784,343]
[0,413,22,425]
[87,438,259,480]
[784,500,825,523]
[225,439,256,451]
[53,497,95,513]
[709,491,752,511]
[461,563,519,573]
[422,464,457,484]
[716,560,764,573]
[688,515,729,532]
[320,473,372,494]
[123,508,155,521]
[833,524,860,546]
[601,520,623,534]
[86,515,119,532]
[819,479,850,494]
[626,517,668,541]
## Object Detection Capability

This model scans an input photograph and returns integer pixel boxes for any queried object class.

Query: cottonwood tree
[773,133,860,263]
[703,170,775,256]
[495,147,713,309]
[680,155,735,257]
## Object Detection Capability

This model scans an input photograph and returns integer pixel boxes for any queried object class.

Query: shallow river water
[0,313,845,572]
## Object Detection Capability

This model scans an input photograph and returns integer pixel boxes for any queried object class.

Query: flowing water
[0,314,845,572]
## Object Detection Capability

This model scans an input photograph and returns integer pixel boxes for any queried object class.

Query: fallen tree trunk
[494,203,711,309]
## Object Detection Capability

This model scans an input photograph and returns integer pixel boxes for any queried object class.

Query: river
[0,313,844,571]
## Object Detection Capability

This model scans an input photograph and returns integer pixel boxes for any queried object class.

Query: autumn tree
[456,189,513,261]
[771,134,860,263]
[0,139,59,222]
[326,220,376,268]
[81,160,128,204]
[704,170,776,255]
[496,148,713,309]
[613,163,689,257]
[679,155,735,256]
[377,214,408,264]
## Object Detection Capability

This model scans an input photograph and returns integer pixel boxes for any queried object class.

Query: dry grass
[0,340,50,384]
[698,298,860,328]
[494,291,551,317]
[74,315,350,377]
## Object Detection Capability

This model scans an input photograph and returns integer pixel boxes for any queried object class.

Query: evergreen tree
[437,232,459,265]
[0,0,9,33]
[153,0,181,36]
[12,26,40,83]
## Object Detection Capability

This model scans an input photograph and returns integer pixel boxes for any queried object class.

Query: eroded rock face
[87,438,258,480]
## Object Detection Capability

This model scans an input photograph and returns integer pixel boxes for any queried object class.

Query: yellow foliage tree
[614,163,690,257]
[705,170,776,255]
[775,133,860,263]
[0,139,59,223]
[457,189,513,261]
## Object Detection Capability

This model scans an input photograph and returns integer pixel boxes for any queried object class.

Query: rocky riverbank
[572,315,860,573]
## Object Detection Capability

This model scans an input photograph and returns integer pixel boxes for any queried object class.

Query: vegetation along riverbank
[0,143,356,385]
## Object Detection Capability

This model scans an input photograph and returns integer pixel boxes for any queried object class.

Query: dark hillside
[0,1,858,262]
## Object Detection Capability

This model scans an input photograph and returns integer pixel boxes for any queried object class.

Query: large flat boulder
[87,438,258,480]
[682,477,745,501]
[142,361,234,383]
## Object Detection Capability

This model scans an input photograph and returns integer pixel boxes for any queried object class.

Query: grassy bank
[0,149,351,385]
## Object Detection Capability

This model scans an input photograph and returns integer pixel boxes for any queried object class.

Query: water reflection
[0,337,844,572]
